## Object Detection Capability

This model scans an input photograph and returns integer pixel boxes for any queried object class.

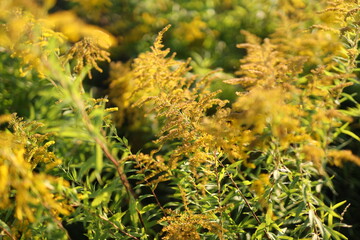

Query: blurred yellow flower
[174,17,207,43]
[328,150,360,167]
[45,11,116,48]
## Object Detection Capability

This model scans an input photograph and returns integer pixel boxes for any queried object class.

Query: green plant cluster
[1,0,360,239]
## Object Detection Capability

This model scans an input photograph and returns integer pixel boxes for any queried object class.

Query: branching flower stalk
[43,52,136,199]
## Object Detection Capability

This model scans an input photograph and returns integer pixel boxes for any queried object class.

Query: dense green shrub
[1,0,360,239]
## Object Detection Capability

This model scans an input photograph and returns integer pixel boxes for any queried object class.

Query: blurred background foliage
[52,0,276,72]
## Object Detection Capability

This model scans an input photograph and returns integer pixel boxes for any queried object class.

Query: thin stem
[218,160,271,240]
[214,153,224,239]
[98,215,139,240]
[0,225,16,240]
[338,203,351,231]
[146,181,167,216]
[94,136,136,199]
[69,76,136,199]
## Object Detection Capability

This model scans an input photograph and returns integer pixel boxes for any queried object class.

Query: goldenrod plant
[1,0,360,239]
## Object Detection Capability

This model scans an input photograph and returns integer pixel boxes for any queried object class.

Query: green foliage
[1,0,360,239]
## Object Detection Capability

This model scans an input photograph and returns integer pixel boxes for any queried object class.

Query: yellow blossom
[0,116,72,223]
[45,10,116,48]
[328,149,360,167]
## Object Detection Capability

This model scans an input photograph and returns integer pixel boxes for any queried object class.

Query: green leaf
[227,160,242,170]
[91,191,110,207]
[340,92,358,105]
[78,156,95,180]
[138,194,154,202]
[129,197,139,227]
[110,212,126,222]
[340,129,360,141]
[278,236,294,240]
[295,201,306,217]
[332,200,347,210]
[273,169,280,180]
[309,209,315,226]
[289,176,300,189]
[218,168,225,182]
[95,143,103,172]
[242,180,252,186]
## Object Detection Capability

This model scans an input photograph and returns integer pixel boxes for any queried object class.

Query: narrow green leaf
[78,156,95,180]
[332,200,347,210]
[91,191,110,207]
[295,202,306,217]
[242,180,252,186]
[340,129,360,141]
[289,176,300,189]
[218,168,225,183]
[95,143,103,172]
[314,215,325,238]
[110,212,126,222]
[138,194,154,202]
[278,236,294,240]
[309,209,314,226]
[227,160,242,170]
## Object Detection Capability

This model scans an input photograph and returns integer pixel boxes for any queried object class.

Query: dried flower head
[160,210,225,240]
[63,37,110,79]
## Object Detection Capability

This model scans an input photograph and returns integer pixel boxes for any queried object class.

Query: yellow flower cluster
[45,10,116,48]
[222,1,360,172]
[272,0,345,68]
[0,0,115,78]
[126,153,172,187]
[63,37,111,79]
[328,149,360,167]
[227,31,306,88]
[0,9,66,77]
[160,210,225,240]
[110,26,230,182]
[251,173,271,207]
[0,0,55,17]
[174,17,207,44]
[8,115,62,169]
[109,1,360,189]
[0,117,72,223]
[214,33,312,165]
[109,25,193,127]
